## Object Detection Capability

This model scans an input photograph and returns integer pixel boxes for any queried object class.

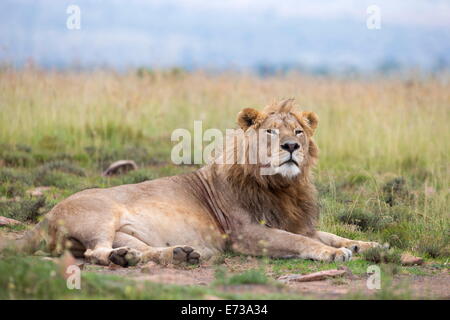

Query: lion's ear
[301,111,319,134]
[237,108,262,130]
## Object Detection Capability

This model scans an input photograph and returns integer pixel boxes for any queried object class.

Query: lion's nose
[281,142,300,153]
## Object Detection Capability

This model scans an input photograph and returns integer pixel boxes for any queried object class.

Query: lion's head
[223,99,319,186]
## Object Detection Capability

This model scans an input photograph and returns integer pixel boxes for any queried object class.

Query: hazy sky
[1,0,449,72]
[161,0,450,27]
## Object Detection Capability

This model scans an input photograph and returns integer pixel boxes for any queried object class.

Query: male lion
[3,99,381,266]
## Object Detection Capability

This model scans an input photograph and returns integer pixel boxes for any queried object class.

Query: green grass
[361,247,402,265]
[0,197,46,222]
[213,267,271,286]
[270,257,373,277]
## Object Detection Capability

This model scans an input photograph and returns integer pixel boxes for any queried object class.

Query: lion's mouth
[280,159,299,167]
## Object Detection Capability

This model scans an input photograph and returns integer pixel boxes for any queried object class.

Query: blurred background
[1,0,450,74]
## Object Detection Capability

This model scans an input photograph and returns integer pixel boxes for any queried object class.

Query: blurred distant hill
[1,0,450,74]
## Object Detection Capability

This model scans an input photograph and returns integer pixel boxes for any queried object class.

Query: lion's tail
[0,219,49,254]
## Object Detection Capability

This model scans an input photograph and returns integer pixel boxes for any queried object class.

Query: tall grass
[1,70,448,172]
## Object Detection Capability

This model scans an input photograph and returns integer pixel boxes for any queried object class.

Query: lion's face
[236,99,318,179]
[260,112,307,178]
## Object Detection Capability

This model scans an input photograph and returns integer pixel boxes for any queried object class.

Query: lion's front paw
[345,241,386,254]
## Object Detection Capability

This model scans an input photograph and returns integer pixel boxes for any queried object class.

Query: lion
[2,99,381,266]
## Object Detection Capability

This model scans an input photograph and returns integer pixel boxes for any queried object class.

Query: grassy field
[0,69,449,299]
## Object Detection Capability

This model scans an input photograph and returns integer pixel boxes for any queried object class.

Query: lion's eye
[266,129,278,135]
[295,129,303,135]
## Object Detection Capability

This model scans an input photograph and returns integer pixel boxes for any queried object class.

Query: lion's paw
[333,247,353,262]
[315,247,352,262]
[109,247,142,267]
[345,241,386,254]
[172,246,201,265]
